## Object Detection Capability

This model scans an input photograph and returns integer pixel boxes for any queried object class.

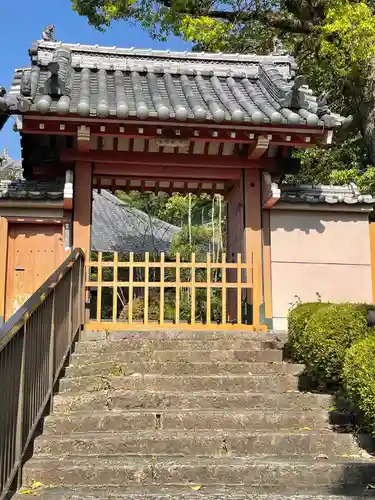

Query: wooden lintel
[62,149,275,170]
[93,180,227,194]
[93,164,241,181]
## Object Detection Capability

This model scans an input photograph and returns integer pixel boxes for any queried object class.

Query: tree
[72,0,375,191]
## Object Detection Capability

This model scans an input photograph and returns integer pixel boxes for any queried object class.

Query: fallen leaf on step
[301,427,312,431]
[189,485,202,491]
[314,454,328,460]
[19,489,36,495]
[31,481,42,489]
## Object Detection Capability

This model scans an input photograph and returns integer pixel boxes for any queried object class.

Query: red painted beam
[61,149,275,170]
[93,165,241,181]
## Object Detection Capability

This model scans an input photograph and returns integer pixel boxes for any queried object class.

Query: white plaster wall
[270,208,372,330]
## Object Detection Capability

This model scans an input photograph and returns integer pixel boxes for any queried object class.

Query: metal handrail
[0,248,85,499]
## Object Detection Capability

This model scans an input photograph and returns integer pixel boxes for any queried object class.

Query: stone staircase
[19,330,375,499]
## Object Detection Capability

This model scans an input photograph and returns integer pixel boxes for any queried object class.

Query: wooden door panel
[5,224,64,319]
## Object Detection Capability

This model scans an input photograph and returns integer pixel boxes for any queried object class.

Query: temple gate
[0,38,349,329]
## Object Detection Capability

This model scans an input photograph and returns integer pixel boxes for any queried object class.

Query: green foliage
[71,0,375,184]
[180,16,233,51]
[319,1,375,78]
[343,335,375,433]
[286,133,371,186]
[301,303,371,387]
[170,224,211,260]
[116,191,169,220]
[288,302,328,362]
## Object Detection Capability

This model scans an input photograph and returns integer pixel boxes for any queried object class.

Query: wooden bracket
[77,125,91,152]
[249,135,270,160]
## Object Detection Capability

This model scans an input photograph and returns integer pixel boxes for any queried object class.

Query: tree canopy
[72,0,375,191]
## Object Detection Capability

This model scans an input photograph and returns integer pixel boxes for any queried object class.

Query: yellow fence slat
[113,252,118,322]
[144,252,149,325]
[206,253,211,325]
[160,252,165,325]
[237,253,242,324]
[191,253,196,325]
[221,252,227,325]
[175,253,181,325]
[128,252,134,325]
[96,252,103,322]
[85,250,263,330]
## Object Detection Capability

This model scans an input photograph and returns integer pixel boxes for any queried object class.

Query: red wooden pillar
[73,161,93,256]
[226,180,244,322]
[242,170,263,328]
[226,170,264,327]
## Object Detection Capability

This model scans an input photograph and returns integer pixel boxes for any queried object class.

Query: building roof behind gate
[4,40,349,129]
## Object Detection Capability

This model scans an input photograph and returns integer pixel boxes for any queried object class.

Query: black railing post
[15,321,27,490]
[48,288,56,414]
[68,268,74,348]
[79,255,85,329]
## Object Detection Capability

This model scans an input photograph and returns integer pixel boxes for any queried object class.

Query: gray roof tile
[4,40,348,128]
[0,180,64,200]
[91,190,180,253]
[279,184,375,205]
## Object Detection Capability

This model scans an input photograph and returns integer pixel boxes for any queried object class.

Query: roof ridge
[35,40,295,64]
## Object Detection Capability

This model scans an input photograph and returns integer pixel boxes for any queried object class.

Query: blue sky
[0,0,189,159]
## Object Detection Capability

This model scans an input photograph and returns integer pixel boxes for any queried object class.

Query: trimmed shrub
[288,302,328,362]
[302,303,370,387]
[343,336,375,433]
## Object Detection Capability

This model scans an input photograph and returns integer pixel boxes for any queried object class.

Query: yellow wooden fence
[86,252,264,330]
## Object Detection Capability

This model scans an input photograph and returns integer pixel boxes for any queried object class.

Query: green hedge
[288,302,372,389]
[288,302,328,362]
[343,336,375,433]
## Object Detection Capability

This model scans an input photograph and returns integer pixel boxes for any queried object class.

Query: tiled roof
[0,180,64,200]
[279,184,375,205]
[5,40,349,128]
[91,190,180,253]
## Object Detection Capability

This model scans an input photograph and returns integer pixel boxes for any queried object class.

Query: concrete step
[53,390,333,413]
[80,330,288,343]
[22,456,375,489]
[59,374,299,394]
[43,409,336,433]
[14,486,371,499]
[34,430,360,457]
[71,348,283,364]
[66,361,304,378]
[75,338,282,353]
